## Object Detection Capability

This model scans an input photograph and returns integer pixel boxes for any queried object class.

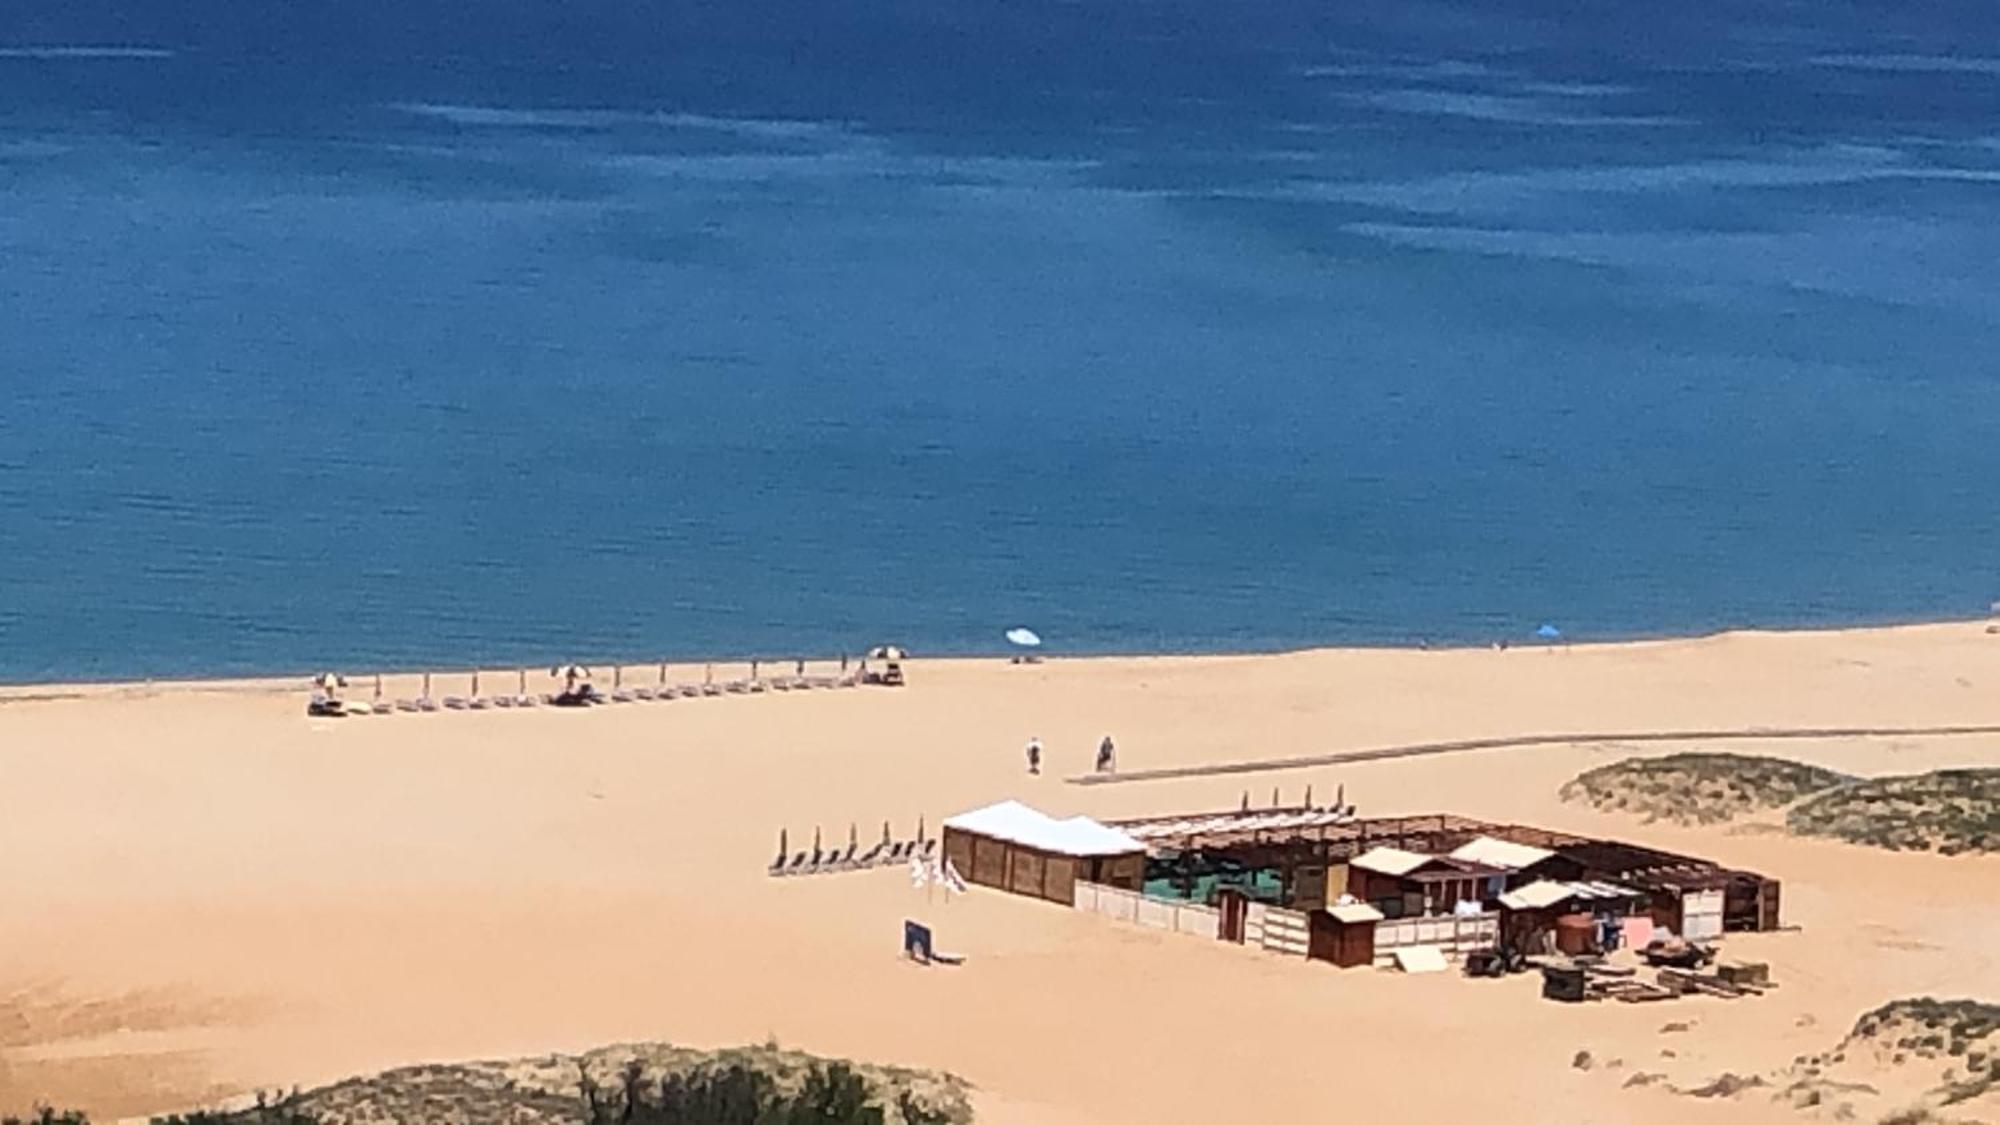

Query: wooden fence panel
[1260,907,1310,957]
[1174,902,1220,939]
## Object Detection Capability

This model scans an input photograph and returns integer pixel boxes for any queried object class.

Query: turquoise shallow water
[2,1,1998,681]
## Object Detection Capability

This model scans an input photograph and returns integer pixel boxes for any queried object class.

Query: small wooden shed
[1309,903,1386,969]
[1348,847,1505,919]
[941,800,1147,905]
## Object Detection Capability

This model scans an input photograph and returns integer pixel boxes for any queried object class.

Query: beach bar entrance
[941,801,1145,904]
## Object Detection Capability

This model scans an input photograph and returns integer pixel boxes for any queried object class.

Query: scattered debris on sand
[1787,769,2000,855]
[147,1043,972,1125]
[1559,752,1853,825]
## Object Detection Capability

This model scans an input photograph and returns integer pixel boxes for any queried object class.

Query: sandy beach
[3,622,1998,1122]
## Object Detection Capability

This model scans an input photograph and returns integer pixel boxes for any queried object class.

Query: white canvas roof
[1326,903,1386,924]
[1498,879,1577,911]
[1349,846,1435,878]
[1449,836,1556,872]
[942,801,1145,857]
[1498,878,1640,911]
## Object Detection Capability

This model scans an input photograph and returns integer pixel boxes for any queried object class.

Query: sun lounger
[417,697,440,712]
[633,687,655,701]
[857,842,885,866]
[468,696,490,710]
[725,680,749,694]
[611,688,636,703]
[395,699,422,713]
[700,683,721,697]
[442,696,469,711]
[493,696,515,708]
[515,694,538,708]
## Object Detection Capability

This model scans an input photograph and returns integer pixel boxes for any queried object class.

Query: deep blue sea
[2,1,1998,681]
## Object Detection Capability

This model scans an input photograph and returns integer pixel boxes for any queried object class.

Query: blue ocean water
[2,1,1998,681]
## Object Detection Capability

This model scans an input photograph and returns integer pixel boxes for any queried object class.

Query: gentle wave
[0,45,176,60]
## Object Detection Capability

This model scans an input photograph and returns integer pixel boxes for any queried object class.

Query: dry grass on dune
[1558,752,1854,825]
[1700,998,2000,1124]
[143,1043,971,1125]
[1787,769,2000,856]
[1604,999,2000,1124]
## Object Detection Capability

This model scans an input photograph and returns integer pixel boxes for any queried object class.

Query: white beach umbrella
[867,645,907,661]
[1005,627,1042,648]
[312,672,346,692]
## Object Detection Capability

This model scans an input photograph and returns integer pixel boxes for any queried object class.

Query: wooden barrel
[1555,913,1596,956]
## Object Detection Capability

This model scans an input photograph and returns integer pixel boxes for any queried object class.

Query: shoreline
[3,612,1997,1122]
[3,614,1994,700]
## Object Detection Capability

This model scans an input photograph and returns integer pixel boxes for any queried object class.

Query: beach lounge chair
[395,698,422,713]
[442,696,469,711]
[492,695,515,708]
[417,696,440,712]
[724,680,749,694]
[633,686,656,701]
[611,689,636,703]
[857,841,885,866]
[699,683,721,697]
[515,693,538,707]
[919,839,938,858]
[468,696,490,710]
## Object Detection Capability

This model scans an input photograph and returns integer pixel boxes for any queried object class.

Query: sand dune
[2,622,1998,1122]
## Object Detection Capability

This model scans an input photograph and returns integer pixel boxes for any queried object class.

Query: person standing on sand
[1026,736,1043,775]
[1096,735,1116,774]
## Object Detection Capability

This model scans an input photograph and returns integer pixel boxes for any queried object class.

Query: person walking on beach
[1096,735,1116,774]
[1026,736,1043,775]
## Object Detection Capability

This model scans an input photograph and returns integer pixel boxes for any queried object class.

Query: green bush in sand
[1558,752,1853,825]
[125,1044,971,1125]
[1787,769,2000,856]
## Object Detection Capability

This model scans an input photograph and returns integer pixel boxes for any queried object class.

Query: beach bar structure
[937,799,1781,969]
[941,801,1146,904]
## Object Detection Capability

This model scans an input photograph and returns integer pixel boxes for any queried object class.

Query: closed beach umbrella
[1005,627,1042,648]
[1535,623,1562,641]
